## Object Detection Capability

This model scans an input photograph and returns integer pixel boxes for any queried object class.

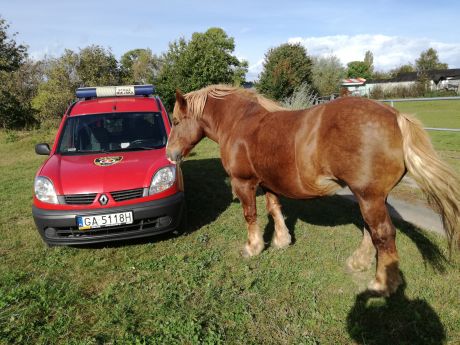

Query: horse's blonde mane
[179,84,287,119]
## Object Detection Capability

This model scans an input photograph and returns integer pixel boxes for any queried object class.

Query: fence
[381,96,460,107]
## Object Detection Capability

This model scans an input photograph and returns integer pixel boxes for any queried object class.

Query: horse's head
[166,90,205,163]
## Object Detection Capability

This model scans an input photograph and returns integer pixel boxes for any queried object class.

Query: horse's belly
[259,169,341,199]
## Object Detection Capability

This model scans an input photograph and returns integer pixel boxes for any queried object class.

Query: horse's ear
[175,89,187,113]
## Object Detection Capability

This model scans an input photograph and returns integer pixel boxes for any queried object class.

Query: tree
[156,28,248,110]
[415,48,448,73]
[390,64,415,77]
[364,50,374,76]
[371,70,392,80]
[414,48,448,94]
[311,55,345,96]
[77,45,119,86]
[1,59,44,128]
[120,48,161,84]
[32,50,80,123]
[346,51,375,80]
[257,43,313,101]
[346,61,372,80]
[0,17,27,72]
[0,17,36,129]
[33,45,122,123]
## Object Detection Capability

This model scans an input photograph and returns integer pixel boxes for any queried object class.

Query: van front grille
[64,193,97,205]
[110,188,144,202]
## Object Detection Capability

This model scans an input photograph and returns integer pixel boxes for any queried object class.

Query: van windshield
[57,112,167,155]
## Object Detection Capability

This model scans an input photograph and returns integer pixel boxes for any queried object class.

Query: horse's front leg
[232,178,264,257]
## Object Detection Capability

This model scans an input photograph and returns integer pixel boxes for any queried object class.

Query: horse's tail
[396,112,460,251]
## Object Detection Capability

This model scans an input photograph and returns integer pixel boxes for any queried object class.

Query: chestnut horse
[166,85,460,296]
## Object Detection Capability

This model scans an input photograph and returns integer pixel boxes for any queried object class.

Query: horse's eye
[173,118,180,126]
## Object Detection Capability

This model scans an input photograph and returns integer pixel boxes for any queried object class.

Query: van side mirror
[35,143,51,155]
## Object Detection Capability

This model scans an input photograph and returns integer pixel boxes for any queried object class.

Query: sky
[2,0,460,81]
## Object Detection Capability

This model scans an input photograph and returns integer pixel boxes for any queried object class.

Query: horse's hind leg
[356,195,402,296]
[346,227,375,272]
[232,178,264,257]
[265,191,291,249]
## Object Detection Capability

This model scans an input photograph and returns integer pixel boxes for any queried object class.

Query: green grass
[394,100,460,128]
[1,125,460,344]
[391,101,460,205]
[396,99,460,171]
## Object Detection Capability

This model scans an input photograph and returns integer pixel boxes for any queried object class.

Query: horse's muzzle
[166,149,183,163]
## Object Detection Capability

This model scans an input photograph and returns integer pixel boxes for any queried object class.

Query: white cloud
[288,34,460,71]
[246,58,264,81]
[30,43,66,60]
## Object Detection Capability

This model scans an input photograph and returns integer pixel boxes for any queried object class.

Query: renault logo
[99,194,109,205]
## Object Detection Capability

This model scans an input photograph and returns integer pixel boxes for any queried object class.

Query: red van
[32,85,185,246]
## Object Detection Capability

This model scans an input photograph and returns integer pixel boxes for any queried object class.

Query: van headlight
[149,166,176,195]
[34,176,58,204]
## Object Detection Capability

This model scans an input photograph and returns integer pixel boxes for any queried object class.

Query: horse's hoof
[346,255,373,272]
[241,242,264,257]
[272,232,291,249]
[241,247,251,258]
[367,279,390,297]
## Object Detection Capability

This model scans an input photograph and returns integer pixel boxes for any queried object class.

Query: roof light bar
[76,85,155,99]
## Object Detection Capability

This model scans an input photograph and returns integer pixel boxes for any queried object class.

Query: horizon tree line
[0,15,450,130]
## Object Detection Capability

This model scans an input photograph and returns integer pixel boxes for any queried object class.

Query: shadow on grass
[182,158,233,231]
[266,195,448,273]
[74,158,233,249]
[186,158,447,273]
[184,158,447,275]
[83,157,448,271]
[347,272,445,345]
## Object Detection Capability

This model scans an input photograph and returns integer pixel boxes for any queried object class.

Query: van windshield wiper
[59,145,165,155]
[106,145,164,152]
[59,149,104,155]
[111,147,153,151]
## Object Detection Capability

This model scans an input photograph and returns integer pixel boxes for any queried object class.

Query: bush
[311,55,345,97]
[369,83,425,99]
[281,83,317,110]
[257,43,313,101]
[0,89,37,129]
[369,81,458,100]
[369,85,385,99]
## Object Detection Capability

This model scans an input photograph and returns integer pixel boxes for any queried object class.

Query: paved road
[335,188,445,236]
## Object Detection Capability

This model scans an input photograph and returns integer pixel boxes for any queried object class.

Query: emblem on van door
[99,194,109,205]
[94,156,123,167]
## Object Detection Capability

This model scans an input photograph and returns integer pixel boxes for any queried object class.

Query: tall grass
[281,83,318,110]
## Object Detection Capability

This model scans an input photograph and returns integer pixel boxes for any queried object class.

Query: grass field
[394,100,460,129]
[390,100,460,204]
[1,101,459,344]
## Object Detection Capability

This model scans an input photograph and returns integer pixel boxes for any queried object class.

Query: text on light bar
[76,85,155,98]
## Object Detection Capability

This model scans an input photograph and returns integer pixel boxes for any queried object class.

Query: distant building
[341,78,367,96]
[426,68,460,91]
[341,69,460,97]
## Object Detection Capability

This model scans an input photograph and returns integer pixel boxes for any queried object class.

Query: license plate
[77,211,133,230]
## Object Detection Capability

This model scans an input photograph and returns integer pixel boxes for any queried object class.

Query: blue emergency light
[76,85,155,99]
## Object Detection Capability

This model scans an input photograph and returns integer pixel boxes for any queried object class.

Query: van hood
[39,149,170,195]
